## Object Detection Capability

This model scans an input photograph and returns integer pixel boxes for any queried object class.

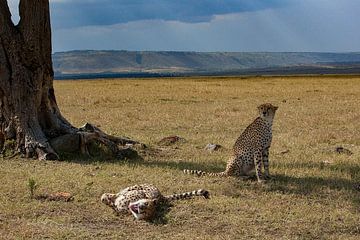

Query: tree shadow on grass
[139,158,225,173]
[265,171,360,209]
[58,143,144,165]
[273,161,359,191]
[267,174,356,194]
[274,160,360,177]
[59,144,226,174]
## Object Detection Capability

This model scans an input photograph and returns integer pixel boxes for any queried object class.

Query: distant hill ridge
[53,50,360,79]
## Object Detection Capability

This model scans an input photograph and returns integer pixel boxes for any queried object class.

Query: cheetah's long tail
[164,189,210,201]
[183,169,227,177]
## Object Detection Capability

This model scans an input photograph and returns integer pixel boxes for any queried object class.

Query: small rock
[335,146,353,155]
[280,150,290,154]
[158,136,186,146]
[204,143,222,152]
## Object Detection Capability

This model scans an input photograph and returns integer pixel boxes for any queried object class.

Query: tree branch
[0,0,15,37]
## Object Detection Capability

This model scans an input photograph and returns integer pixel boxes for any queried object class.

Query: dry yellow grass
[1,75,359,239]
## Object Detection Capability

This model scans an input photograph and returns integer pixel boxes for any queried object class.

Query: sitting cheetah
[101,184,209,220]
[184,103,278,182]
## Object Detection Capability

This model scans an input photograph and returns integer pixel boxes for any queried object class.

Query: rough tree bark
[0,0,139,160]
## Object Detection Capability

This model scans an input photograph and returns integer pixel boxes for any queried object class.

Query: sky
[7,0,360,53]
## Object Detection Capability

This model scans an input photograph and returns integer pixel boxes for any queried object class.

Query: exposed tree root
[47,123,142,160]
[1,122,142,161]
[78,123,142,158]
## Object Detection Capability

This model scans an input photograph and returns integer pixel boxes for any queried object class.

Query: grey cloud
[49,0,289,29]
[52,1,360,52]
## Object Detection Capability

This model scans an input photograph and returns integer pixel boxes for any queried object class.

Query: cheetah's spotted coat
[184,103,278,182]
[101,184,209,220]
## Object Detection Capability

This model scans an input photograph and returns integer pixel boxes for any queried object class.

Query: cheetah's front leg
[254,149,264,183]
[262,147,271,180]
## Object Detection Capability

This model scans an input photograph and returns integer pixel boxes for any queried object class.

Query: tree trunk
[0,0,139,160]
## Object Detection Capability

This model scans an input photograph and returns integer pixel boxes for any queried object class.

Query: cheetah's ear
[274,106,278,111]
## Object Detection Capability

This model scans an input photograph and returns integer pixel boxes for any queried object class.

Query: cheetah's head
[101,193,117,207]
[258,103,278,120]
[128,198,157,220]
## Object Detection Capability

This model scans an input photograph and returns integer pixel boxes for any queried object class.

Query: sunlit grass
[1,75,359,239]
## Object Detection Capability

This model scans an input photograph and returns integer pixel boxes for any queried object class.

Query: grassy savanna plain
[1,75,360,239]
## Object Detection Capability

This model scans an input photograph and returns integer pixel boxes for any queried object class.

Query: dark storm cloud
[50,0,289,29]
